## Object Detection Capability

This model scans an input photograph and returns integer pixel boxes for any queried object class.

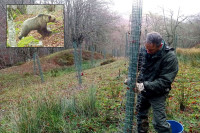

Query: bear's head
[48,15,56,22]
[38,14,56,23]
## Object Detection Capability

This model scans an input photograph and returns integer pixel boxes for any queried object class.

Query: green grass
[1,87,97,132]
[0,48,199,132]
[0,84,122,132]
[0,60,101,89]
[0,58,125,132]
[166,63,200,132]
[47,60,103,78]
[17,36,40,47]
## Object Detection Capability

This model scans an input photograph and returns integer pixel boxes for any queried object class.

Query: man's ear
[159,44,163,48]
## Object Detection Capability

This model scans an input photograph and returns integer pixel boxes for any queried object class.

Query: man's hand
[124,79,145,93]
[124,78,131,85]
[136,83,145,93]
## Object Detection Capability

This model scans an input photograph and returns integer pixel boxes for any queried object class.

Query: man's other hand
[136,83,145,93]
[124,78,131,85]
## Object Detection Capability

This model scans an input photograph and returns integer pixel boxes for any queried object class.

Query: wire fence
[124,0,143,132]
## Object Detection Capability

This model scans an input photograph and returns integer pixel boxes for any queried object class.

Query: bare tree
[162,8,187,47]
[181,13,200,47]
[0,0,122,69]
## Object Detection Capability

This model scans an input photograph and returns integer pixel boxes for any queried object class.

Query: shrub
[55,53,74,66]
[15,61,24,66]
[50,69,59,77]
[23,72,31,77]
[100,58,116,66]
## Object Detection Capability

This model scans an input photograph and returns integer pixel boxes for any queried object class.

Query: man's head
[145,32,163,54]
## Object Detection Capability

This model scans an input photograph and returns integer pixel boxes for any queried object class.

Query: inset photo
[7,5,64,47]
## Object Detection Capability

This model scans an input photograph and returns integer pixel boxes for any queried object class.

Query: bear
[18,14,56,40]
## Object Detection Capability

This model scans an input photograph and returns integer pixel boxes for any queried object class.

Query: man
[127,32,178,133]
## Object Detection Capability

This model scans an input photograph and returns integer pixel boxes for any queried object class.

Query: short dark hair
[146,32,163,47]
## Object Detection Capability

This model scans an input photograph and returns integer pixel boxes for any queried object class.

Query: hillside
[0,49,199,132]
[0,55,125,132]
[0,49,104,75]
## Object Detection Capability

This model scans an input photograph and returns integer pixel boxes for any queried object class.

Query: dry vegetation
[0,48,199,132]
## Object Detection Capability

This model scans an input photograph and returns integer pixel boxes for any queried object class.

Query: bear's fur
[18,14,56,39]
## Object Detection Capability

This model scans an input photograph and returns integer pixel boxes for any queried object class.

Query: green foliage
[10,86,99,132]
[15,61,24,66]
[13,13,17,20]
[48,60,100,78]
[17,36,39,47]
[15,9,22,15]
[15,28,20,36]
[50,69,59,77]
[7,7,15,20]
[16,99,66,132]
[15,21,23,26]
[47,22,55,25]
[55,53,74,66]
[0,59,126,132]
[6,42,11,47]
[23,72,31,77]
[51,29,60,33]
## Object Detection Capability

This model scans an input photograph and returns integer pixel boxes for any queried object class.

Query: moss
[17,36,39,47]
[51,29,59,33]
[51,25,64,33]
[12,13,17,20]
[15,28,20,36]
[7,42,11,47]
[47,22,55,25]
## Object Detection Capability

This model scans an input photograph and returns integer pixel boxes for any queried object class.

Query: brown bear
[18,14,56,39]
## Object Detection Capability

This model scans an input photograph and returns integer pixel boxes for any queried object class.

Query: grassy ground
[0,57,126,132]
[0,48,199,132]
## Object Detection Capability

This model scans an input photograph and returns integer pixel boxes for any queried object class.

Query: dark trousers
[136,94,172,133]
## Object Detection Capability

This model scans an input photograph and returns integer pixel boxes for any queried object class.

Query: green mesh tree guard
[33,52,44,83]
[113,49,117,57]
[112,49,114,57]
[91,45,95,67]
[125,32,129,57]
[174,34,178,52]
[79,44,83,72]
[124,0,143,132]
[103,48,106,59]
[33,53,37,75]
[73,41,82,86]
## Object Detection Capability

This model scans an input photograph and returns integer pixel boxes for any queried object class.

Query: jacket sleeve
[143,51,178,94]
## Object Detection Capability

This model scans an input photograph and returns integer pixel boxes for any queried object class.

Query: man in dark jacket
[135,32,178,133]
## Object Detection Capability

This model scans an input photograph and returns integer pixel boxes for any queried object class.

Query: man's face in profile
[145,43,162,54]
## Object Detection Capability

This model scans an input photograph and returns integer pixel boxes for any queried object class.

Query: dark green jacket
[137,43,178,98]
